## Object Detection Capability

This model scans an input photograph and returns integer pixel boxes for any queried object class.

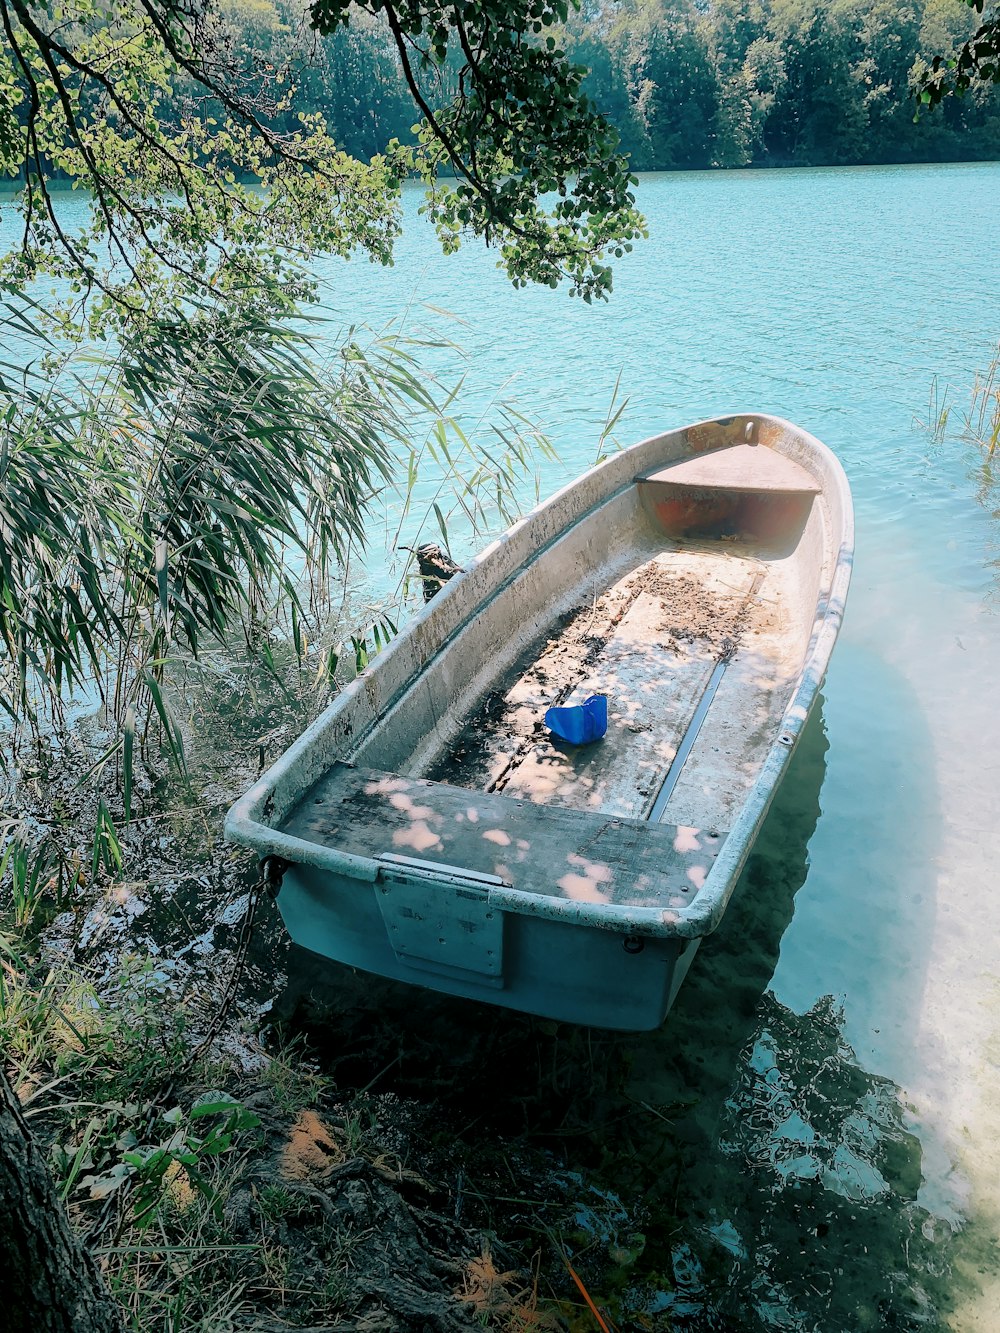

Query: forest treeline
[225,0,1000,170]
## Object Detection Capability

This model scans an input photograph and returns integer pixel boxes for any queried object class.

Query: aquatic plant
[962,342,1000,456]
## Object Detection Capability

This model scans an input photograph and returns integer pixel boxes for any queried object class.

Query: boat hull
[226,415,853,1030]
[279,860,700,1030]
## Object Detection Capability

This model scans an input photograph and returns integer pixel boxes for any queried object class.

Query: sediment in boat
[426,542,787,834]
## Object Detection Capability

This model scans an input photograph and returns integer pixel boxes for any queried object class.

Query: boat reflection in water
[626,672,963,1331]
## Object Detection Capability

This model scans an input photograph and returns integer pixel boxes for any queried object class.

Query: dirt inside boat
[424,541,793,834]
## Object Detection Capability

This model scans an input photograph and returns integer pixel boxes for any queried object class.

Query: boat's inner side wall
[349,485,656,774]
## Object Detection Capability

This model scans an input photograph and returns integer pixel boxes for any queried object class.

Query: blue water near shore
[5,162,1000,1327]
[323,161,1000,1329]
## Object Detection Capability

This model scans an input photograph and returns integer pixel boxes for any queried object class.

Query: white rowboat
[226,414,853,1030]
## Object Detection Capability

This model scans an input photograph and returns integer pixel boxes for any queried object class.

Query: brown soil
[279,1108,346,1181]
[634,568,756,654]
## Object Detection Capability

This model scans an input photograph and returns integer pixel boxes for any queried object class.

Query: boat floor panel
[281,762,724,911]
[497,568,755,818]
[427,544,798,826]
[657,558,804,830]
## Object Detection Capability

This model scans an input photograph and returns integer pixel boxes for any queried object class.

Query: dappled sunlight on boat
[673,826,702,853]
[686,864,708,891]
[390,820,441,853]
[556,853,614,904]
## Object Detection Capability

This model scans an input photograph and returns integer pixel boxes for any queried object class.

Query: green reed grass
[1,303,398,732]
[0,296,551,794]
[963,343,1000,456]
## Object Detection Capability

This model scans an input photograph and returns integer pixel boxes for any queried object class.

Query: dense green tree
[305,11,415,161]
[761,0,865,164]
[706,0,773,165]
[616,2,720,168]
[856,6,914,157]
[918,0,1000,105]
[546,0,994,170]
[0,0,645,329]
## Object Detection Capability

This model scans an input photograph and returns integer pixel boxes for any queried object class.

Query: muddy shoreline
[2,647,986,1331]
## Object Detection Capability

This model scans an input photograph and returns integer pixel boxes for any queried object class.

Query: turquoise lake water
[4,162,1000,1327]
[315,161,1000,1330]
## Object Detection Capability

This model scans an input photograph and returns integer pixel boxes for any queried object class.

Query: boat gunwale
[224,413,854,941]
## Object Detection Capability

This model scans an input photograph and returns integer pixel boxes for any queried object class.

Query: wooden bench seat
[281,762,725,912]
[637,445,819,543]
[638,444,821,496]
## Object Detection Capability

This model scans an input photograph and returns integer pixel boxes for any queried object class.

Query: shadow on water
[271,695,970,1330]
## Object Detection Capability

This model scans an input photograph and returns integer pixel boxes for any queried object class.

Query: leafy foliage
[0,303,413,729]
[0,0,644,324]
[309,0,645,299]
[0,0,406,329]
[106,1096,261,1228]
[917,0,1000,105]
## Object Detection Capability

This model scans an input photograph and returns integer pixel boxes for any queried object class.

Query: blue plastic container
[544,694,608,745]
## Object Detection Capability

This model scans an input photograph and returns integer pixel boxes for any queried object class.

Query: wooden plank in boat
[639,444,821,495]
[281,762,724,911]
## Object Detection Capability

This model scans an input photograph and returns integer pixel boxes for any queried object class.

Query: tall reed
[0,297,551,793]
[963,344,1000,457]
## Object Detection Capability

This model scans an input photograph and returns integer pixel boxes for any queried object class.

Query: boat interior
[276,433,831,914]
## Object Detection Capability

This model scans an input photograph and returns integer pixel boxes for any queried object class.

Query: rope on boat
[177,856,287,1074]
